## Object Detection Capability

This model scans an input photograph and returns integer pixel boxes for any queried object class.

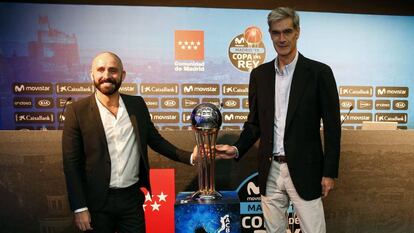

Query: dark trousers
[89,184,146,233]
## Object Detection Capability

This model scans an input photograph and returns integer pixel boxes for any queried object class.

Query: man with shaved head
[62,52,195,233]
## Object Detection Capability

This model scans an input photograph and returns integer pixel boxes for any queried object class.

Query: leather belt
[273,155,287,163]
[109,182,139,194]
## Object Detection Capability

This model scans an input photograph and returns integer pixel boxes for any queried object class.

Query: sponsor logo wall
[339,86,409,129]
[1,3,413,130]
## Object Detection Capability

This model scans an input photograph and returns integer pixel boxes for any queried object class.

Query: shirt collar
[95,93,125,117]
[274,51,299,76]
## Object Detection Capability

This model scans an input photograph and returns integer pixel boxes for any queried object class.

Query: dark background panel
[7,0,414,15]
[0,130,413,232]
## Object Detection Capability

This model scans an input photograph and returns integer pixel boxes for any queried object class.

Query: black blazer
[62,94,191,211]
[234,53,341,200]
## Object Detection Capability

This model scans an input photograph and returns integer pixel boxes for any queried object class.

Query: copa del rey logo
[175,30,204,60]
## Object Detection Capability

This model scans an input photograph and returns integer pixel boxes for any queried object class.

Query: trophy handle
[192,128,222,200]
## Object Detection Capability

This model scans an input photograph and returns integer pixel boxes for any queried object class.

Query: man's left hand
[321,177,335,198]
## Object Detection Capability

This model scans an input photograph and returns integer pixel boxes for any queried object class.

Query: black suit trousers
[88,185,146,233]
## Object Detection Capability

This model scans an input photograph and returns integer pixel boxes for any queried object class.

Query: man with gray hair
[216,7,340,233]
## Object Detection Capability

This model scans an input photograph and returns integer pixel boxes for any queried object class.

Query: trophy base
[191,190,222,200]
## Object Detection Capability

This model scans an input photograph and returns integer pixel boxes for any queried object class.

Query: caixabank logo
[223,84,249,96]
[339,86,373,97]
[237,173,301,232]
[56,83,94,95]
[375,113,407,123]
[15,112,54,123]
[228,26,266,72]
[174,30,205,72]
[140,83,179,95]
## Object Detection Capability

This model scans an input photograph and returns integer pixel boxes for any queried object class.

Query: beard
[94,77,122,96]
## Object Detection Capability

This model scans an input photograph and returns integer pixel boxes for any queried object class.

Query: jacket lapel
[285,53,309,132]
[89,94,110,160]
[265,60,276,135]
[121,95,145,158]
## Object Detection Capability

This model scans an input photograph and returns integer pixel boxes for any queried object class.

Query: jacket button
[269,157,272,162]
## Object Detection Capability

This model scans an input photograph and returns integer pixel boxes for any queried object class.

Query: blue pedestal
[175,191,240,233]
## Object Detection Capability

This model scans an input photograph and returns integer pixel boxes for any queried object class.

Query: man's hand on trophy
[215,144,238,159]
[190,145,198,165]
[190,145,216,164]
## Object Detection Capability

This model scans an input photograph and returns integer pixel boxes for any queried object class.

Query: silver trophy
[190,103,222,200]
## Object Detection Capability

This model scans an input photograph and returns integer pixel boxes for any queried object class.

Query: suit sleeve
[140,97,192,165]
[319,65,341,178]
[233,68,261,159]
[62,104,87,211]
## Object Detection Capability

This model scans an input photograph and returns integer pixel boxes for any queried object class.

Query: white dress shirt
[272,51,299,155]
[95,94,140,188]
[74,95,141,213]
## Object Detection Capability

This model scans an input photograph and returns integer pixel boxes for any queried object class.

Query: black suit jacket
[234,53,341,200]
[62,94,191,211]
